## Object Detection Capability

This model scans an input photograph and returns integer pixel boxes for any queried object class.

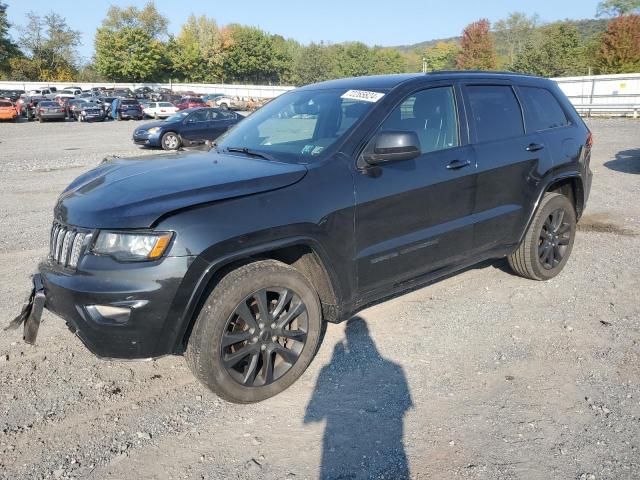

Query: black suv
[13,72,592,403]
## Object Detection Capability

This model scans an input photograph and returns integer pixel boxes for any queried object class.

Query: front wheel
[185,260,323,403]
[161,132,180,150]
[508,192,576,281]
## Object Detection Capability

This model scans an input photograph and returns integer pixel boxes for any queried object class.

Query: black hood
[55,151,307,229]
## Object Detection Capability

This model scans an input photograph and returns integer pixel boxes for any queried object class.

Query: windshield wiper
[225,146,275,162]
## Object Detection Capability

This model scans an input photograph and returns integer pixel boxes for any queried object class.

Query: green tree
[94,3,169,82]
[169,14,224,82]
[101,1,168,39]
[292,42,333,86]
[596,0,640,17]
[0,2,20,78]
[456,19,497,70]
[222,25,280,83]
[330,42,374,77]
[596,14,640,72]
[16,11,80,80]
[511,22,587,77]
[494,12,539,65]
[372,47,407,74]
[422,41,460,71]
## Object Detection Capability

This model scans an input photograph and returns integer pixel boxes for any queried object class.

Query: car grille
[49,222,91,269]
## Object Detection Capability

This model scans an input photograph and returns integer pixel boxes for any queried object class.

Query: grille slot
[49,222,90,269]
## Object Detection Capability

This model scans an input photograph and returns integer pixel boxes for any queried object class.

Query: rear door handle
[526,143,544,152]
[446,159,471,170]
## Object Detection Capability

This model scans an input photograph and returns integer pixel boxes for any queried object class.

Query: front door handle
[526,143,545,152]
[446,159,471,170]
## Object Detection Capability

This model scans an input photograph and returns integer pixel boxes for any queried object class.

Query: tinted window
[188,109,209,122]
[519,86,569,131]
[466,85,524,143]
[379,86,459,154]
[122,100,138,105]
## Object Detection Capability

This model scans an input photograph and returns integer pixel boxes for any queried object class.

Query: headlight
[147,127,160,134]
[92,231,173,261]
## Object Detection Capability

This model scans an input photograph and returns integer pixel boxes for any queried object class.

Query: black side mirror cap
[363,131,421,165]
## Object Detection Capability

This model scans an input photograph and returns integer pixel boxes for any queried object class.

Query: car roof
[299,71,547,91]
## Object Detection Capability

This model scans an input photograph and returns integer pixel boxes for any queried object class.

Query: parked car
[202,93,225,106]
[213,95,248,111]
[36,101,66,122]
[38,87,58,99]
[1,89,24,102]
[76,103,106,122]
[62,87,83,96]
[175,96,206,110]
[17,95,46,120]
[142,101,179,119]
[97,96,117,115]
[65,99,91,120]
[14,72,592,404]
[132,107,241,149]
[55,90,78,101]
[0,99,18,122]
[113,89,134,98]
[111,98,144,120]
[134,86,154,99]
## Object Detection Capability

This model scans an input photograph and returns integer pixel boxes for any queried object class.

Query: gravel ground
[0,117,638,480]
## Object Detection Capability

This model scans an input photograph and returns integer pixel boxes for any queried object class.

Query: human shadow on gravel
[604,148,640,174]
[304,317,413,480]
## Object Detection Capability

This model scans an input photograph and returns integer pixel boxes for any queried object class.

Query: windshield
[165,111,190,122]
[217,88,380,162]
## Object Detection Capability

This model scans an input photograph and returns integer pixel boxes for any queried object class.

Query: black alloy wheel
[538,208,571,270]
[221,287,309,387]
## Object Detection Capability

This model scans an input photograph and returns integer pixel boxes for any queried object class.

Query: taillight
[586,132,593,149]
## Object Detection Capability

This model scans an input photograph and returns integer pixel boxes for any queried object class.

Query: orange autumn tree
[456,19,497,70]
[596,14,640,73]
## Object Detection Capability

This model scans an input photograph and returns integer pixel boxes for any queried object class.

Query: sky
[5,0,602,62]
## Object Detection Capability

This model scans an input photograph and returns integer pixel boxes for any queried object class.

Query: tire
[161,132,181,150]
[185,260,323,403]
[508,192,576,281]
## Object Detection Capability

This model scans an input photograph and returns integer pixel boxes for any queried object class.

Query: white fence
[553,73,640,117]
[1,73,639,115]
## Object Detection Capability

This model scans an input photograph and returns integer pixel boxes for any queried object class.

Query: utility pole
[422,56,427,73]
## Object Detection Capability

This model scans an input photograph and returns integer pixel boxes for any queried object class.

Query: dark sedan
[132,107,242,150]
[36,101,66,122]
[77,103,106,122]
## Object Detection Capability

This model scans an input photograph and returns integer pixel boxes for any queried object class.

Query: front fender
[155,235,343,355]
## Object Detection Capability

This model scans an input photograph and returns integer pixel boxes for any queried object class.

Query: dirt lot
[0,117,639,480]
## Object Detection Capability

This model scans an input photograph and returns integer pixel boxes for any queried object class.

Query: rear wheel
[161,132,180,150]
[185,260,323,403]
[508,192,576,281]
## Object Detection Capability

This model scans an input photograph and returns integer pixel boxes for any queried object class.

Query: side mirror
[363,131,421,165]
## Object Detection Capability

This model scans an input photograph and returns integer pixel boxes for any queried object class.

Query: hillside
[393,18,609,53]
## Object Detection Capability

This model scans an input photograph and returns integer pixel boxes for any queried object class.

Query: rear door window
[518,86,569,132]
[466,85,524,143]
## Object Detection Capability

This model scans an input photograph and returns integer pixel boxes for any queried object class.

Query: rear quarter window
[466,85,524,143]
[518,86,570,132]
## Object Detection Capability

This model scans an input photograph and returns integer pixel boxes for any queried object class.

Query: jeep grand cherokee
[10,72,592,403]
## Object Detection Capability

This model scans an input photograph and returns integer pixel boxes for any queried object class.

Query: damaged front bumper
[7,255,196,359]
[5,274,46,344]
